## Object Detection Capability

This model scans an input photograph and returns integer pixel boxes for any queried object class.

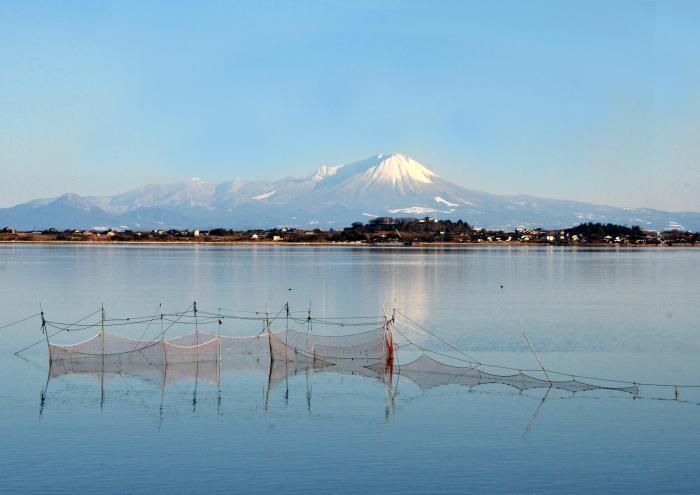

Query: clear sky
[1,0,699,211]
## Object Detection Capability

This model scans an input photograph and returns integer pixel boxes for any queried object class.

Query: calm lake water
[0,244,699,494]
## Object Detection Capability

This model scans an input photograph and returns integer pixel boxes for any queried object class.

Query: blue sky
[1,0,699,211]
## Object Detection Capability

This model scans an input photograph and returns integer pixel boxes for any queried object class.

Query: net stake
[40,303,50,363]
[522,332,552,384]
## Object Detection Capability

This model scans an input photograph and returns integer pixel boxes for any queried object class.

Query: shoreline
[0,240,697,248]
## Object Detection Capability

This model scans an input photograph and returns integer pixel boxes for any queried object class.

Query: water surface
[0,245,698,493]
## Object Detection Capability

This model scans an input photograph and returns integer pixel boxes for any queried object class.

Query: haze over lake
[1,245,699,493]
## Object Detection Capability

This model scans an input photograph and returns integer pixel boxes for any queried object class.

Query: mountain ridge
[1,153,699,231]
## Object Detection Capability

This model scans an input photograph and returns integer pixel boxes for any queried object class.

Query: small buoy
[500,285,504,289]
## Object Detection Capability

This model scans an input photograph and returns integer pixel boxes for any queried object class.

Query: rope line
[148,303,194,343]
[137,303,162,342]
[395,311,481,365]
[14,308,102,355]
[0,312,41,331]
[394,314,700,390]
[391,324,481,367]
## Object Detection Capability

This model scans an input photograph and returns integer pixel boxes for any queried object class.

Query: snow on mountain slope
[2,152,699,230]
[388,206,436,215]
[252,190,277,200]
[354,153,436,186]
[311,165,341,180]
[313,153,437,195]
[434,196,459,207]
[88,178,216,214]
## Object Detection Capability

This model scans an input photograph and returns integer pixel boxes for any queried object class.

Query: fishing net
[269,327,390,363]
[384,354,639,394]
[47,327,640,396]
[220,334,274,357]
[166,331,218,346]
[49,333,166,367]
[163,336,220,364]
[48,334,642,400]
[48,333,167,385]
[46,321,394,397]
[48,325,391,367]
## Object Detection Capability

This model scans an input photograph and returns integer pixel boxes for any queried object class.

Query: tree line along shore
[1,218,698,246]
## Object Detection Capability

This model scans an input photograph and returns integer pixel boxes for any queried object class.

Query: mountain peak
[368,153,437,185]
[53,193,94,210]
[312,153,439,194]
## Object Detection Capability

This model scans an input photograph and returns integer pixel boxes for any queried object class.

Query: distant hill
[1,153,699,231]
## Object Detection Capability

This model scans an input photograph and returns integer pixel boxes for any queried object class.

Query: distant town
[1,218,698,246]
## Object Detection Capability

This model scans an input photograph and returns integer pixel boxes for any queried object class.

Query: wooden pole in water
[193,301,198,347]
[266,308,274,364]
[161,305,167,365]
[284,302,290,402]
[101,302,105,345]
[217,307,222,363]
[100,302,106,410]
[384,304,396,363]
[217,309,222,415]
[40,303,50,364]
[192,301,199,413]
[522,332,552,384]
[285,302,289,359]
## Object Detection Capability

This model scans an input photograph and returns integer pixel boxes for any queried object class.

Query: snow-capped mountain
[1,153,699,231]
